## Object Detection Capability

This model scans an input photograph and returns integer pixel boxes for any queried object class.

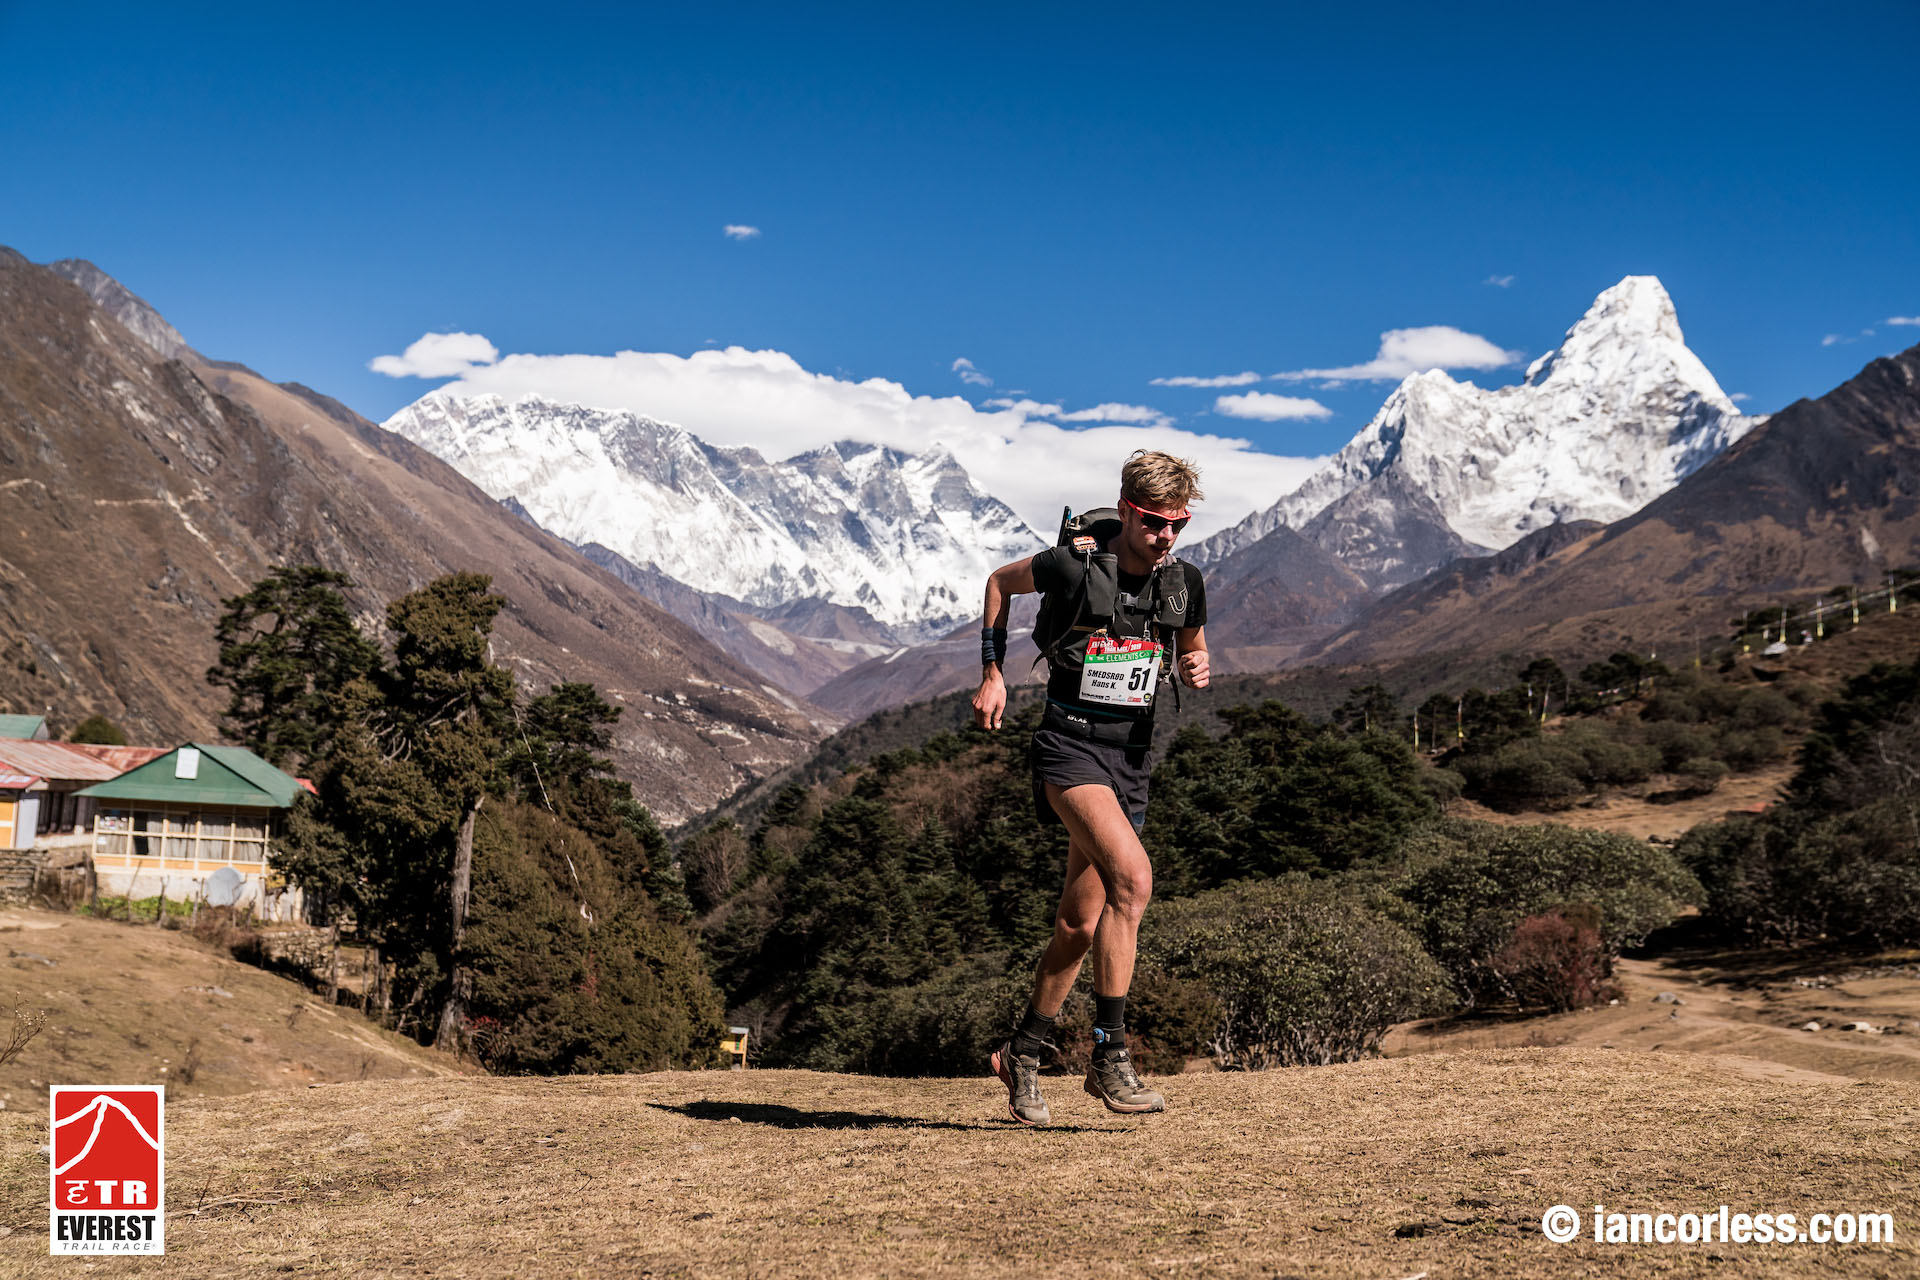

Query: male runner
[972,449,1208,1125]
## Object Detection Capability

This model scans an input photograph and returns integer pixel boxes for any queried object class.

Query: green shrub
[1456,738,1587,812]
[1731,688,1799,730]
[1718,725,1789,771]
[67,714,128,745]
[1398,819,1700,1004]
[841,953,1033,1076]
[1680,709,1920,947]
[1041,972,1224,1077]
[1139,878,1454,1068]
[1673,757,1730,794]
[1416,763,1466,807]
[1642,721,1716,771]
[1125,971,1226,1075]
[1146,701,1436,882]
[1640,688,1703,724]
[1562,727,1660,788]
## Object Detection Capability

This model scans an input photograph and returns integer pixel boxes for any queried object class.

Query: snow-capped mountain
[381,393,1042,641]
[1193,276,1759,585]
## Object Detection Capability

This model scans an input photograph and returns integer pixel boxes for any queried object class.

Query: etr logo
[49,1086,165,1255]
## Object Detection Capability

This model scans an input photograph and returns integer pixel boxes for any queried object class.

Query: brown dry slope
[0,1052,1914,1278]
[0,905,462,1103]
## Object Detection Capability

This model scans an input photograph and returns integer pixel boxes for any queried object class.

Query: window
[131,811,163,858]
[163,814,197,859]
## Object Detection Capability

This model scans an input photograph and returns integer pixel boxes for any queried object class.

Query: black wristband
[981,626,1008,668]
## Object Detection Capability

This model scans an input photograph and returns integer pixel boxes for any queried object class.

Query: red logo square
[49,1086,165,1254]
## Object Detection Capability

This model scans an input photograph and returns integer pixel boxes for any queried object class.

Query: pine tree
[207,565,382,770]
[379,572,515,1050]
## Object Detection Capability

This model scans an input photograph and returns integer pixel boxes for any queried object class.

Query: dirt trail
[1448,766,1793,841]
[1384,945,1920,1086]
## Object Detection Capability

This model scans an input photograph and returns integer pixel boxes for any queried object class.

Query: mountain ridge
[1304,343,1920,667]
[381,392,1043,641]
[1195,276,1755,593]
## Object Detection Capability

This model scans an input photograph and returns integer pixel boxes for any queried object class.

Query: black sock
[1011,1004,1056,1060]
[1094,994,1126,1053]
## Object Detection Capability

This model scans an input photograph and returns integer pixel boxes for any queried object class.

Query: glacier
[381,392,1042,641]
[1194,275,1760,566]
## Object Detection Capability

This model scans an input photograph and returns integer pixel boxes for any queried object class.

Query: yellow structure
[720,1025,750,1070]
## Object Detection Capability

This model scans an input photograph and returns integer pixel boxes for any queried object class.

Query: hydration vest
[1031,506,1193,698]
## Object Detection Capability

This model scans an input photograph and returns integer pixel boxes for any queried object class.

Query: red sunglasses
[1123,497,1191,534]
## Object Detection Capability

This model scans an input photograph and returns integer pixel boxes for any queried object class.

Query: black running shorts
[1030,729,1151,834]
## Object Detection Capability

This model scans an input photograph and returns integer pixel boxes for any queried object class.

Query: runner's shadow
[649,1100,1113,1133]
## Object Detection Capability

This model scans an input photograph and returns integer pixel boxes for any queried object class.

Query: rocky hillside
[0,252,826,823]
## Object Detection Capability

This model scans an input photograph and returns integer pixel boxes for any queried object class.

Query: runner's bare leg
[1044,782,1154,998]
[1030,834,1103,1016]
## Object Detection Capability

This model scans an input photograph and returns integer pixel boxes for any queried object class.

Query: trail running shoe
[990,1040,1051,1126]
[1083,1047,1165,1114]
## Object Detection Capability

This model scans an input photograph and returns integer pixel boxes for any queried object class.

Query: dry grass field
[0,906,462,1103]
[0,1048,1914,1278]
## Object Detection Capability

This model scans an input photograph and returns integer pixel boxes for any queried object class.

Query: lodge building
[77,743,309,917]
[0,716,309,919]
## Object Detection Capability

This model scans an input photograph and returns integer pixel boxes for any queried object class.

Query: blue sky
[2,2,1916,531]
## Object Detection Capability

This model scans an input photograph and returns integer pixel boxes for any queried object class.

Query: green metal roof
[76,743,303,808]
[0,715,47,739]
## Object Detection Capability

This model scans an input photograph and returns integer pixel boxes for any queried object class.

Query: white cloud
[983,397,1064,416]
[1149,371,1262,388]
[1821,333,1851,347]
[722,224,761,240]
[1056,403,1170,427]
[395,339,1323,540]
[1272,326,1523,382]
[1484,274,1516,288]
[1887,316,1920,326]
[1213,392,1334,422]
[1729,392,1752,403]
[368,331,500,378]
[951,357,993,387]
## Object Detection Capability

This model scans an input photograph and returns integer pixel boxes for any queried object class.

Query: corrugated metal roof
[65,744,170,773]
[75,743,304,808]
[0,739,125,783]
[0,715,48,739]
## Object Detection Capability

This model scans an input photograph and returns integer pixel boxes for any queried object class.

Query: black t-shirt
[1030,546,1206,718]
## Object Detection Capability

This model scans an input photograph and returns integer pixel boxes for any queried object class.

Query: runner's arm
[1174,624,1210,689]
[973,556,1037,729]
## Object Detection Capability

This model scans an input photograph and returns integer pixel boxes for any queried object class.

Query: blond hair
[1119,449,1204,511]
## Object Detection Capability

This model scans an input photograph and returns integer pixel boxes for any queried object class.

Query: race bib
[1079,634,1162,707]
